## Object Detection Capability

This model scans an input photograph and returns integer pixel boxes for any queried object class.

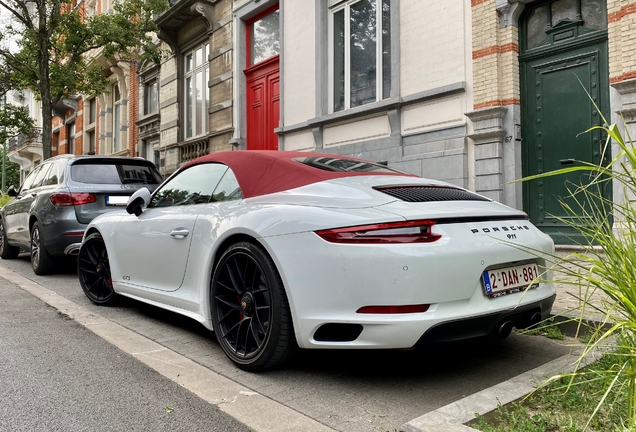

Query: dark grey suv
[0,155,162,275]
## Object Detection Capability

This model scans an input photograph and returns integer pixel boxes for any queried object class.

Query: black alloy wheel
[78,233,116,305]
[0,219,19,259]
[30,221,55,275]
[211,242,295,371]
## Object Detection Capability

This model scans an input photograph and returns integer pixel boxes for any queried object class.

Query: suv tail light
[50,193,97,206]
[315,220,441,244]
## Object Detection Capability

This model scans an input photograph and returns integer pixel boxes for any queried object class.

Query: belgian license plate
[482,263,540,297]
[105,196,130,206]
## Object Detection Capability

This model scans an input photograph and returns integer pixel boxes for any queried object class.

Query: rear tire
[0,219,19,259]
[78,233,117,306]
[30,221,56,275]
[211,241,296,371]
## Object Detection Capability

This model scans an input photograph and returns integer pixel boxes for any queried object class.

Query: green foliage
[0,0,168,159]
[522,317,565,341]
[1,148,21,190]
[520,87,636,429]
[472,353,630,432]
[0,194,13,208]
[0,102,34,145]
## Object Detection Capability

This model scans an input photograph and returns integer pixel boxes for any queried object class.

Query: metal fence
[7,127,42,152]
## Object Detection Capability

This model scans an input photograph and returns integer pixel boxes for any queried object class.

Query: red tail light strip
[315,220,441,244]
[50,193,97,206]
[357,304,430,314]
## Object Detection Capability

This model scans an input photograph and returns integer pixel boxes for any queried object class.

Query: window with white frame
[144,78,158,115]
[113,84,121,153]
[184,42,210,140]
[330,0,391,113]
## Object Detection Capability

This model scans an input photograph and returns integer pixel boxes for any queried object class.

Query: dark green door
[520,0,610,244]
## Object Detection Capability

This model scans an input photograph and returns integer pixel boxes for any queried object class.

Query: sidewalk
[550,248,609,324]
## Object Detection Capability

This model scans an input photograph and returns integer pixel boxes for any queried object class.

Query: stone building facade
[142,0,636,244]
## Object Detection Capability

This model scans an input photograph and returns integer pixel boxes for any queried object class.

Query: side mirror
[126,188,151,217]
[7,186,17,197]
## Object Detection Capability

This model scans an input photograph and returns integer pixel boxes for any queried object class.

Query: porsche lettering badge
[471,225,530,234]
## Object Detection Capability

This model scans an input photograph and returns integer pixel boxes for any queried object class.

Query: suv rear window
[293,157,405,174]
[71,161,162,184]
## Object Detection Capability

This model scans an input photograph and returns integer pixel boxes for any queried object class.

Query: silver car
[0,155,162,275]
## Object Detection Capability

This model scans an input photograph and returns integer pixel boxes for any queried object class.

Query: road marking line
[0,265,334,432]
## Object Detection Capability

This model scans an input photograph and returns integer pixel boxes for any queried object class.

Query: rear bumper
[39,212,87,256]
[414,294,556,346]
[262,222,556,349]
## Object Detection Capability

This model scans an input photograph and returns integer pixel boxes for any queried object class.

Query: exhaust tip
[528,312,543,329]
[494,320,513,339]
[64,243,81,256]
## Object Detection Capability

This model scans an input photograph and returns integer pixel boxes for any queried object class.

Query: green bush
[0,194,13,208]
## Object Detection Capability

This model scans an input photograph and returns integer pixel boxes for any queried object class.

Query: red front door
[245,5,280,151]
[245,56,280,150]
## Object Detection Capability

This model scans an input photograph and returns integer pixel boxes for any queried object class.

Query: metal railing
[7,127,42,151]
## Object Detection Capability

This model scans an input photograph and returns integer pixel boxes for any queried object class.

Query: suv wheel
[31,221,55,275]
[0,220,19,259]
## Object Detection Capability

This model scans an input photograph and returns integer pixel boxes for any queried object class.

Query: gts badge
[123,275,131,281]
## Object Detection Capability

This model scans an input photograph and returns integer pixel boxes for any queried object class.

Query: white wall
[282,1,316,126]
[400,0,468,97]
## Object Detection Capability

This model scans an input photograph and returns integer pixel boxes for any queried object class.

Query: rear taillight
[50,193,97,206]
[315,220,441,244]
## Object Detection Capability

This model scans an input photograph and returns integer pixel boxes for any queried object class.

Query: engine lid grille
[375,186,490,203]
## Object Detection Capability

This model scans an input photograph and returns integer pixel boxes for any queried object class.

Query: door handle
[170,228,189,239]
[560,159,575,165]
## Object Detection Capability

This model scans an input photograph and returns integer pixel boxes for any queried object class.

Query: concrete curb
[2,261,607,432]
[0,266,336,432]
[401,340,595,432]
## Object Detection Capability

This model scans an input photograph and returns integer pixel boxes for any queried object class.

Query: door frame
[519,1,611,244]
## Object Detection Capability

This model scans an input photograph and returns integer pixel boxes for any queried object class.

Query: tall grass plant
[524,97,636,429]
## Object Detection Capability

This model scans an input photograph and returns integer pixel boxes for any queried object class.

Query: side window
[211,169,243,202]
[43,163,59,186]
[148,163,228,208]
[20,166,42,192]
[31,164,52,189]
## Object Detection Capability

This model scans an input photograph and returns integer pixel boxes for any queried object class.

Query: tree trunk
[38,0,52,161]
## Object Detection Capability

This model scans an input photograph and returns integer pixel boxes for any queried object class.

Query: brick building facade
[12,0,634,244]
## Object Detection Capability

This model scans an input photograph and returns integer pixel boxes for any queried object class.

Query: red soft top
[180,150,416,198]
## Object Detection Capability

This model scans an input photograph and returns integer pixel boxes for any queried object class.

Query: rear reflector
[357,304,430,314]
[64,232,85,237]
[316,220,441,244]
[50,193,97,206]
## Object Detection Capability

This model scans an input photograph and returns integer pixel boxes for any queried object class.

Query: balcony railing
[7,127,43,152]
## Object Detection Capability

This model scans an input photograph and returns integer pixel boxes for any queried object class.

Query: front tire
[30,221,55,275]
[0,219,19,259]
[211,242,296,371]
[78,233,117,305]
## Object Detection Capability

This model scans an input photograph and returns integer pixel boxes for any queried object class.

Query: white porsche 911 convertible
[78,151,556,371]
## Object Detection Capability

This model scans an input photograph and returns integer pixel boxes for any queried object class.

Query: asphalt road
[0,255,571,432]
[0,277,253,432]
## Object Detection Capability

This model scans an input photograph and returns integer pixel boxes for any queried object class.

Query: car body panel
[80,151,556,355]
[0,156,161,262]
[114,206,203,292]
